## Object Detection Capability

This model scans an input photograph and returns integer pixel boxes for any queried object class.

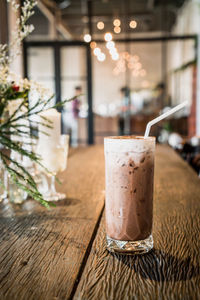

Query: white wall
[93,42,162,115]
[172,0,200,35]
[166,39,194,107]
[171,0,200,134]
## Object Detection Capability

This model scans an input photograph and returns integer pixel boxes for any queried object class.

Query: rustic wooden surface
[74,146,200,300]
[0,145,200,300]
[0,146,105,300]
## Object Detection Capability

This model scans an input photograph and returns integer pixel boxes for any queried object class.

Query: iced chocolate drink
[104,136,155,254]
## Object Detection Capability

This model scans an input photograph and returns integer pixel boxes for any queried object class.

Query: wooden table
[0,145,200,300]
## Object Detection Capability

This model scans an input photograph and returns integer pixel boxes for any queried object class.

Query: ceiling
[34,0,187,39]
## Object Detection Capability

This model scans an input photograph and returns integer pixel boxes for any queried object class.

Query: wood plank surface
[74,145,200,300]
[0,146,105,300]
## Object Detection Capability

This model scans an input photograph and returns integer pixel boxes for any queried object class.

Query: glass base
[106,234,153,255]
[44,192,66,202]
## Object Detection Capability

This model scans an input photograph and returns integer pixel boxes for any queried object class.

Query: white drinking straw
[144,101,188,138]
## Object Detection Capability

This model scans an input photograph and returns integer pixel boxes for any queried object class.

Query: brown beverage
[104,136,155,254]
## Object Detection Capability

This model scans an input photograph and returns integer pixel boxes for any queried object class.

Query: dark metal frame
[0,0,8,44]
[93,35,197,43]
[23,40,93,144]
[23,34,197,144]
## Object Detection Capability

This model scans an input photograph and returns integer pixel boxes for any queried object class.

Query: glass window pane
[92,39,195,142]
[61,47,86,78]
[61,46,87,146]
[92,42,162,141]
[27,47,55,107]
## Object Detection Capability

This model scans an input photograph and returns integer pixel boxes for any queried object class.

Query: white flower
[0,0,54,118]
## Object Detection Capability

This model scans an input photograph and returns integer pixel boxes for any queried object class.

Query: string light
[93,47,101,56]
[114,26,121,34]
[106,41,115,49]
[128,62,134,69]
[117,61,125,68]
[109,48,118,55]
[90,41,97,49]
[97,21,104,30]
[83,34,91,43]
[129,20,137,29]
[111,52,119,60]
[125,52,130,60]
[97,53,106,62]
[122,52,129,59]
[132,70,139,77]
[113,19,121,26]
[135,62,142,70]
[104,32,113,42]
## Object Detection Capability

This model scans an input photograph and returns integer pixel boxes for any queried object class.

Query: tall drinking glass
[104,136,155,254]
[37,134,69,201]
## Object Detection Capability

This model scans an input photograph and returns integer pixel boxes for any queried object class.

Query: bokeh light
[106,41,115,49]
[135,62,142,70]
[109,48,118,55]
[104,32,113,42]
[90,41,97,49]
[113,19,121,26]
[114,26,121,34]
[83,34,91,43]
[133,55,139,62]
[132,70,139,77]
[93,47,101,56]
[97,53,106,62]
[97,21,104,30]
[129,20,137,29]
[111,53,119,60]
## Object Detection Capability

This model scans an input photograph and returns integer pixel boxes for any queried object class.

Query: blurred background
[1,0,200,173]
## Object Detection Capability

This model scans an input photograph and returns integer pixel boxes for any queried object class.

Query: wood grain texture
[74,145,200,300]
[0,146,105,300]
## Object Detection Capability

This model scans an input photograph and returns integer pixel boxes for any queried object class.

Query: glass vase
[7,161,28,204]
[8,178,28,204]
[0,165,8,202]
